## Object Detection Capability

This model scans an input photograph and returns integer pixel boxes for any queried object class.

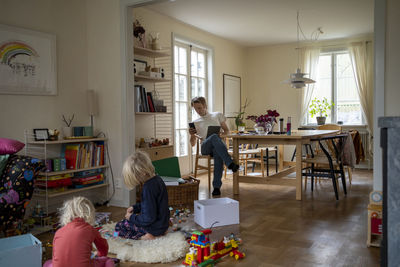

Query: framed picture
[223,74,241,118]
[134,59,147,74]
[0,24,57,95]
[33,128,49,141]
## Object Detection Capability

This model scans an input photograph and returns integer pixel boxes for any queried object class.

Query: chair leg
[347,166,352,185]
[266,148,269,176]
[275,148,278,174]
[330,169,339,200]
[260,150,265,177]
[207,157,211,192]
[194,156,199,178]
[311,164,314,191]
[291,147,296,161]
[340,166,347,195]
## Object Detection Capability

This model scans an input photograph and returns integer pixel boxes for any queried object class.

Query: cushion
[0,155,43,203]
[0,138,25,155]
[0,154,9,175]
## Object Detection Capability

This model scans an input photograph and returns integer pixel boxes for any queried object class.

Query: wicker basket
[136,176,200,207]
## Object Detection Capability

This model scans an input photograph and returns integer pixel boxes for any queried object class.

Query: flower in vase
[246,109,280,133]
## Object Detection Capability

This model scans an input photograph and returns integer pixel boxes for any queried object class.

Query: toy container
[0,233,42,267]
[194,197,239,228]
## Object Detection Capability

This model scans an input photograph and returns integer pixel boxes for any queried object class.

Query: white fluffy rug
[100,223,189,263]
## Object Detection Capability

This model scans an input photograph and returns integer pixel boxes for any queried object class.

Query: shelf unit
[24,131,109,214]
[134,45,174,158]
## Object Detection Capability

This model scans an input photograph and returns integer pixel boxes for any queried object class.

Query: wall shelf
[38,165,109,176]
[134,74,171,83]
[28,137,107,145]
[134,46,170,58]
[135,112,172,115]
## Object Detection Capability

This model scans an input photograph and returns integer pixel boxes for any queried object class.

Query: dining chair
[193,137,213,192]
[302,134,348,200]
[251,145,278,176]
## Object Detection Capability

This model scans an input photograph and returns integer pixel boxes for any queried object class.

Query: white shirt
[193,112,226,140]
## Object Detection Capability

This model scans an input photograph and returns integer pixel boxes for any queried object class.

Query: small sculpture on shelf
[149,32,161,50]
[48,129,60,141]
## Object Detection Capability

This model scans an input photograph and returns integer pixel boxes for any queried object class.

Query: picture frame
[0,24,57,95]
[33,128,49,141]
[134,59,147,74]
[223,74,241,118]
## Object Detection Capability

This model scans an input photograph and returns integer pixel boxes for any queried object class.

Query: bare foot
[140,233,156,240]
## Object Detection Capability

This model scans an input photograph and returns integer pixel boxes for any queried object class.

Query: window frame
[306,50,365,126]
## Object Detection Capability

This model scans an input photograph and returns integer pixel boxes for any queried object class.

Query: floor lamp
[87,89,98,136]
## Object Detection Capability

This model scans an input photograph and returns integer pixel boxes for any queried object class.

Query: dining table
[226,129,339,200]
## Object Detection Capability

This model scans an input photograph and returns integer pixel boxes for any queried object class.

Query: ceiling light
[283,11,316,89]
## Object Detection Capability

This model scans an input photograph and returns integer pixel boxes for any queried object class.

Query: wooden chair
[193,138,213,192]
[225,138,265,177]
[317,124,353,185]
[251,145,278,176]
[302,134,348,200]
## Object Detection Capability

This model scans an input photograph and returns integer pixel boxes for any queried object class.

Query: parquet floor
[39,168,381,267]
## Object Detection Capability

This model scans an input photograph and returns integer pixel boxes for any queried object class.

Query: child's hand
[127,206,133,213]
[125,210,133,220]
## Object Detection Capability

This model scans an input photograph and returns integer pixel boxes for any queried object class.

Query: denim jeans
[201,134,233,189]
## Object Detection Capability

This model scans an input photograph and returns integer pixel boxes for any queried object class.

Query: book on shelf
[61,141,105,170]
[147,92,155,112]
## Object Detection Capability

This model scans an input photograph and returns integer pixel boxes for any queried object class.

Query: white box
[194,197,239,228]
[0,233,42,267]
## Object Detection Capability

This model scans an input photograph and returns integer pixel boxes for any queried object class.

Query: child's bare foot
[140,233,155,240]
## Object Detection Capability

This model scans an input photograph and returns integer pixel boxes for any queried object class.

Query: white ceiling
[146,0,374,47]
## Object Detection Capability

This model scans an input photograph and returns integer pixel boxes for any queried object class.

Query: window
[174,41,208,156]
[307,51,363,125]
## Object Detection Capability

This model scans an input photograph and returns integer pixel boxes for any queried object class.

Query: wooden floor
[39,169,380,266]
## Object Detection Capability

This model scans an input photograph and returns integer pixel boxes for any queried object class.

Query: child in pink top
[43,196,114,267]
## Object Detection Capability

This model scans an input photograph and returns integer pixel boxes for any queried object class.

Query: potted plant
[309,97,334,125]
[247,109,280,134]
[234,99,249,132]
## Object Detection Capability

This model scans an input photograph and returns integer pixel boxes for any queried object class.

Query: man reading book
[189,96,239,196]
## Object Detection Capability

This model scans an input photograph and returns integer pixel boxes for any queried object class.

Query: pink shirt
[52,218,108,267]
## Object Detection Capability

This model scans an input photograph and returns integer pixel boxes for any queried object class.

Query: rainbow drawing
[0,40,39,66]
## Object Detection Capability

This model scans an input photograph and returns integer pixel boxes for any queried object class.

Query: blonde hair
[191,96,207,107]
[122,150,155,189]
[58,196,95,226]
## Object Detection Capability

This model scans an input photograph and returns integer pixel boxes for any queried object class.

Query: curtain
[348,42,373,153]
[299,47,320,125]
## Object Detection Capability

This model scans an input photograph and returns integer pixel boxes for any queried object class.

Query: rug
[100,223,189,263]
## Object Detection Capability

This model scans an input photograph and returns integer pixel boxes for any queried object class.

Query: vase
[254,123,265,134]
[62,127,73,138]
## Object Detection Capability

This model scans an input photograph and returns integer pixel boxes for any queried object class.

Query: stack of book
[72,169,105,188]
[35,173,73,189]
[62,141,105,170]
[134,85,166,112]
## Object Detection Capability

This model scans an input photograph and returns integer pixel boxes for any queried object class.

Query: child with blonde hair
[115,150,169,240]
[43,196,114,267]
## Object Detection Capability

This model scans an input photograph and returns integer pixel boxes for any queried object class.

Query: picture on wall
[223,74,241,118]
[0,24,57,95]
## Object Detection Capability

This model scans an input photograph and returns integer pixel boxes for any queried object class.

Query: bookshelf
[24,132,109,215]
[134,45,173,155]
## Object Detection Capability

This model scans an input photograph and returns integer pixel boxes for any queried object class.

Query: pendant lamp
[284,11,315,89]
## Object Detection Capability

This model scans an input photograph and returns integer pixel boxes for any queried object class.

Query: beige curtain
[299,47,320,125]
[348,42,374,152]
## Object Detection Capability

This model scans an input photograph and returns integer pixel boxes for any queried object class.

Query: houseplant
[234,99,249,131]
[309,97,334,125]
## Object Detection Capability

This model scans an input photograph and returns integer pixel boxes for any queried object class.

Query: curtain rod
[298,40,372,50]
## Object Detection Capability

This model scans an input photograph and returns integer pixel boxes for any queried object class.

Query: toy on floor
[183,229,245,266]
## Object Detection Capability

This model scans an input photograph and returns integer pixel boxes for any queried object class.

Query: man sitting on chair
[189,96,239,196]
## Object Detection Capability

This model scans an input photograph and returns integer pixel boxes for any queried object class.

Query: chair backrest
[317,124,342,131]
[152,156,181,178]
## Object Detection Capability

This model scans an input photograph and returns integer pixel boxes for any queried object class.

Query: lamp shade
[283,68,315,89]
[87,90,98,116]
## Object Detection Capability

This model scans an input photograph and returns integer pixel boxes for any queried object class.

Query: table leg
[233,138,239,195]
[278,144,284,171]
[296,140,303,200]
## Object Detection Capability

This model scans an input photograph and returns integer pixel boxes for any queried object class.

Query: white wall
[0,0,89,139]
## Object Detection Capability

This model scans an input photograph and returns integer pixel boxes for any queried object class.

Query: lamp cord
[95,132,116,206]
